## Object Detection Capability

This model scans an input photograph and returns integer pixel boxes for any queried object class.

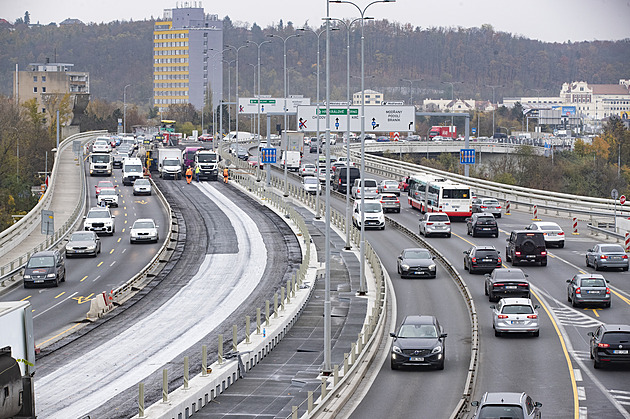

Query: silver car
[379,194,401,213]
[471,198,502,218]
[130,218,159,243]
[471,392,542,418]
[352,178,379,199]
[419,212,451,238]
[133,178,152,196]
[566,274,611,308]
[377,179,400,195]
[491,298,540,337]
[65,231,101,257]
[586,243,629,271]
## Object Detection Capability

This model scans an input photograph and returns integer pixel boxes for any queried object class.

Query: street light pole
[221,59,234,145]
[441,80,462,126]
[246,40,271,181]
[400,78,423,107]
[486,84,503,138]
[247,63,256,134]
[123,84,131,134]
[226,44,249,162]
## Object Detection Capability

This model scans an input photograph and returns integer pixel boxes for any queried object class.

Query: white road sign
[238,97,311,114]
[296,105,415,133]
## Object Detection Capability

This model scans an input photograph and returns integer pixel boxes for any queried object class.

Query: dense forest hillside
[0,17,629,109]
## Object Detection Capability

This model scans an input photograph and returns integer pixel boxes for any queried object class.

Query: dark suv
[484,268,530,302]
[467,213,499,237]
[588,324,630,369]
[389,315,447,370]
[506,230,547,266]
[333,167,361,194]
[463,245,502,274]
[23,250,66,288]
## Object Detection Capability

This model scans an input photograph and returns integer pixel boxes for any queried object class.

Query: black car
[484,268,530,302]
[467,213,499,237]
[390,315,447,370]
[397,248,437,279]
[309,141,319,153]
[505,230,547,266]
[588,324,630,369]
[333,167,361,194]
[23,250,66,288]
[463,246,502,274]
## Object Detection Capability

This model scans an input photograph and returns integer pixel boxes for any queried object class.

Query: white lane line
[574,368,583,382]
[610,390,630,396]
[579,406,588,419]
[578,386,586,401]
[110,261,116,267]
[33,292,78,319]
[92,275,101,282]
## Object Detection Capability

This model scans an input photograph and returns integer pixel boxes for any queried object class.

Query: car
[65,231,101,257]
[331,161,347,174]
[485,268,530,302]
[471,392,542,418]
[247,155,263,168]
[505,230,547,266]
[352,199,385,230]
[566,274,611,308]
[398,177,410,193]
[379,194,401,213]
[309,141,319,153]
[352,178,379,199]
[83,207,116,235]
[302,176,321,195]
[91,139,111,153]
[236,147,249,160]
[113,145,131,168]
[130,218,159,243]
[389,315,447,370]
[397,248,437,279]
[526,221,565,247]
[491,298,540,337]
[23,250,65,288]
[471,197,502,218]
[96,188,119,207]
[299,163,317,177]
[377,179,401,195]
[333,167,361,194]
[588,324,630,369]
[95,180,115,197]
[318,167,332,184]
[463,245,502,274]
[585,243,629,271]
[419,212,451,238]
[133,178,152,196]
[466,213,499,237]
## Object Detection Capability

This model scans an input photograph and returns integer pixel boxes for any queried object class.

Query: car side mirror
[484,273,490,278]
[524,274,529,277]
[465,218,471,222]
[389,332,396,338]
[587,332,594,337]
[440,333,448,339]
[112,215,116,218]
[83,216,86,219]
[566,279,571,283]
[463,251,469,255]
[534,402,542,408]
[471,401,479,407]
[432,256,436,260]
[490,305,496,309]
[534,305,540,309]
[587,248,593,252]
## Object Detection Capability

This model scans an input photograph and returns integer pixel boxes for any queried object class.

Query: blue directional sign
[460,148,475,165]
[471,127,477,134]
[260,147,277,164]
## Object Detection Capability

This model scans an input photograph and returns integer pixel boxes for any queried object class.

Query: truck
[89,153,113,176]
[194,149,220,181]
[0,301,36,418]
[283,131,305,155]
[182,146,204,169]
[281,150,301,171]
[429,126,457,140]
[157,147,183,180]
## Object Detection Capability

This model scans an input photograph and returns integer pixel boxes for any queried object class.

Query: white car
[302,176,321,195]
[96,188,119,207]
[419,212,451,238]
[133,178,152,195]
[300,163,317,177]
[83,207,115,235]
[352,178,379,200]
[130,218,159,243]
[526,221,565,248]
[491,298,540,337]
[352,199,385,230]
[92,139,111,153]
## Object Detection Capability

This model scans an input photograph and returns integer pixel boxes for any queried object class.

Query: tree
[24,11,30,25]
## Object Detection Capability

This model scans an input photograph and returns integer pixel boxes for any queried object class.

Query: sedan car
[588,324,630,369]
[302,176,321,195]
[65,231,101,257]
[95,180,115,197]
[526,221,565,247]
[466,213,499,237]
[96,188,119,207]
[586,243,629,271]
[463,245,502,274]
[130,218,159,243]
[471,198,502,218]
[567,274,611,308]
[299,163,317,177]
[133,178,152,196]
[471,392,542,418]
[397,248,437,279]
[377,179,401,195]
[390,315,447,370]
[485,268,530,302]
[491,298,540,337]
[247,155,263,169]
[379,194,401,213]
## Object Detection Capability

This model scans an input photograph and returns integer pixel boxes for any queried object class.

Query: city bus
[407,174,472,218]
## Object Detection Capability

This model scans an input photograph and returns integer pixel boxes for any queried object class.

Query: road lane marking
[36,322,82,347]
[92,275,101,282]
[117,238,121,243]
[110,261,116,267]
[109,249,115,254]
[611,289,630,306]
[54,292,65,298]
[578,386,586,401]
[33,291,78,319]
[122,228,126,233]
[21,295,31,301]
[72,295,94,305]
[591,309,600,317]
[124,220,127,224]
[579,407,587,419]
[574,369,583,381]
[80,275,88,282]
[97,261,103,267]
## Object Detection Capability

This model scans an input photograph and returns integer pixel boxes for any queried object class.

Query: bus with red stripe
[407,175,472,218]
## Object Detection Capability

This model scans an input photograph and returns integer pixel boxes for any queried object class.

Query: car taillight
[600,255,608,259]
[498,315,508,319]
[541,251,547,256]
[445,222,451,225]
[558,232,565,236]
[518,283,529,287]
[598,343,610,348]
[527,314,538,319]
[480,206,487,209]
[493,283,504,287]
[497,206,502,209]
[471,257,477,263]
[624,255,628,259]
[515,251,521,256]
[395,200,400,204]
[606,287,611,294]
[357,188,361,193]
[498,257,502,264]
[575,287,581,294]
[426,222,434,225]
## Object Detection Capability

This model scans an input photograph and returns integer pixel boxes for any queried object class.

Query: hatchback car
[505,230,547,266]
[133,178,152,196]
[352,178,379,200]
[352,200,385,230]
[23,250,65,288]
[65,231,101,257]
[471,198,502,218]
[83,207,116,235]
[299,163,317,177]
[466,213,499,237]
[588,324,630,369]
[130,218,159,243]
[419,212,451,238]
[491,298,540,337]
[567,274,611,308]
[526,221,565,248]
[397,248,436,279]
[91,139,111,153]
[463,246,502,274]
[95,180,115,197]
[390,315,447,370]
[379,194,401,213]
[586,243,629,271]
[97,188,119,207]
[485,268,530,302]
[302,176,321,195]
[378,179,400,195]
[471,392,542,418]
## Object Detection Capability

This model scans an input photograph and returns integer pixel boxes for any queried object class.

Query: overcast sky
[3,0,630,43]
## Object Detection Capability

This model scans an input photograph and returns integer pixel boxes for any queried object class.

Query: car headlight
[86,245,96,250]
[47,273,56,278]
[392,345,402,354]
[401,264,409,270]
[428,264,436,270]
[431,346,442,354]
[23,275,31,279]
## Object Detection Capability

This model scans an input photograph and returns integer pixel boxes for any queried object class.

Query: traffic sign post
[296,105,415,133]
[612,189,619,232]
[41,210,54,235]
[260,147,277,164]
[460,149,475,165]
[620,195,626,205]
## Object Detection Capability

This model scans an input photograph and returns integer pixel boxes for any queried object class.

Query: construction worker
[223,167,229,184]
[185,166,193,184]
[195,165,200,182]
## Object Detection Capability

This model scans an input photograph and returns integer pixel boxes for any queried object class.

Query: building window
[33,76,37,82]
[33,87,37,93]
[42,76,46,82]
[42,87,46,93]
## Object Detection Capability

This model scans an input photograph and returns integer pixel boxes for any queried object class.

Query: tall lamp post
[268,33,300,196]
[486,84,503,138]
[209,48,231,147]
[247,63,256,134]
[441,80,462,126]
[246,39,271,181]
[225,44,249,162]
[221,59,235,144]
[333,0,396,297]
[400,78,423,107]
[123,84,131,134]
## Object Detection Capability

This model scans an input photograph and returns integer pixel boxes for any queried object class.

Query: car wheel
[531,330,539,337]
[585,257,590,267]
[512,258,519,266]
[624,266,629,272]
[605,302,611,308]
[489,291,495,301]
[467,227,471,236]
[464,261,468,271]
[469,266,476,274]
[567,292,572,303]
[594,261,600,271]
[381,225,385,231]
[496,214,501,219]
[541,259,547,267]
[590,349,594,359]
[594,359,601,369]
[54,276,59,287]
[559,242,565,248]
[396,209,400,213]
[571,297,578,308]
[447,233,451,238]
[471,230,477,238]
[494,329,501,337]
[390,360,399,370]
[436,360,444,370]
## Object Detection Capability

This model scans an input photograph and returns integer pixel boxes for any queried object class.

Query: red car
[95,180,115,197]
[398,177,410,193]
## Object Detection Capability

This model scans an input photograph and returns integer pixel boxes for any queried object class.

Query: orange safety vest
[186,168,193,177]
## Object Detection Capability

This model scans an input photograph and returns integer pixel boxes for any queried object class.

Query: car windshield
[580,278,606,287]
[94,141,108,147]
[404,250,431,259]
[381,195,397,201]
[98,182,114,188]
[475,250,497,258]
[27,256,55,268]
[91,154,110,163]
[518,233,545,245]
[600,245,625,253]
[87,210,110,219]
[197,154,216,163]
[135,179,150,186]
[134,221,155,229]
[483,199,499,205]
[477,405,524,419]
[602,332,630,344]
[442,188,469,199]
[540,225,560,231]
[398,324,438,338]
[363,202,382,213]
[163,160,179,166]
[304,177,318,185]
[364,180,377,188]
[125,164,142,173]
[428,214,449,222]
[495,270,526,280]
[383,181,398,186]
[502,305,534,314]
[70,232,94,241]
[477,217,495,223]
[99,189,115,196]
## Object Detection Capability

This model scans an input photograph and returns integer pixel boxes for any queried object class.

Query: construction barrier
[625,232,630,252]
[572,217,579,235]
[532,205,540,221]
[505,200,511,215]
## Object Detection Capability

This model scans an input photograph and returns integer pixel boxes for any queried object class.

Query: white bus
[407,174,472,218]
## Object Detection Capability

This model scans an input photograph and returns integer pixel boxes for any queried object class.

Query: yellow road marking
[124,220,127,224]
[54,292,65,298]
[122,228,125,233]
[592,309,600,317]
[72,295,94,304]
[117,238,121,243]
[21,295,31,301]
[36,323,82,347]
[86,293,94,299]
[97,261,103,267]
[80,275,88,282]
[125,213,128,217]
[611,289,630,306]
[110,249,115,254]
[531,289,579,419]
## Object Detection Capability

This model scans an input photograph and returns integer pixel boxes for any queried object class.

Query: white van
[352,199,385,230]
[122,157,144,186]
